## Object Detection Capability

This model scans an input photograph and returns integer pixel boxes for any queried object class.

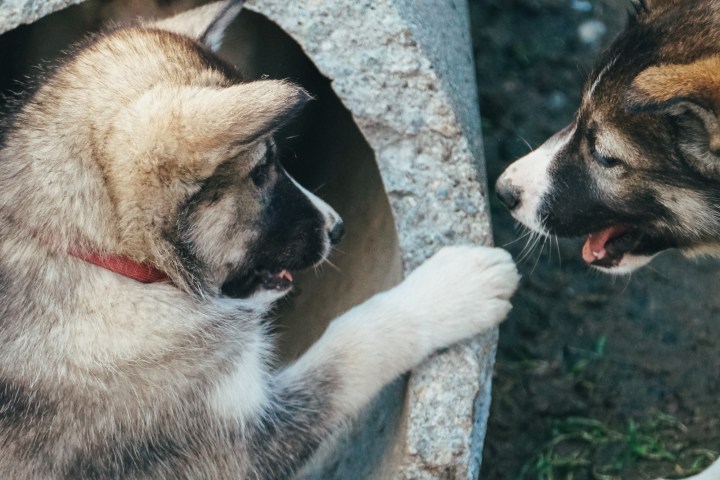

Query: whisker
[621,273,633,294]
[520,232,540,261]
[546,233,553,263]
[530,234,549,273]
[554,234,562,269]
[517,229,543,263]
[501,228,534,248]
[330,245,346,256]
[515,231,535,262]
[279,144,299,161]
[323,258,341,273]
[644,263,670,282]
[517,134,534,153]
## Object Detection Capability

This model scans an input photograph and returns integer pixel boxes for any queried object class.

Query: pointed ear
[107,80,311,179]
[150,0,245,52]
[626,58,720,161]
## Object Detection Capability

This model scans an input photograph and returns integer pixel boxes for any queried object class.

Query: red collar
[69,251,170,284]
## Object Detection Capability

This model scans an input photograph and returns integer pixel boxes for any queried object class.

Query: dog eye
[250,160,273,186]
[593,153,622,168]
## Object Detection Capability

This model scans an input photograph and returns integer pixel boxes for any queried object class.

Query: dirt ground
[469,1,720,479]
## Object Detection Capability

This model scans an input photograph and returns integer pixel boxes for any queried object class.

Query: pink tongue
[582,225,629,264]
[279,270,293,282]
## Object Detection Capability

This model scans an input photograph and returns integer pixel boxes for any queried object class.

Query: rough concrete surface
[0,1,496,478]
[250,2,495,478]
[0,0,84,33]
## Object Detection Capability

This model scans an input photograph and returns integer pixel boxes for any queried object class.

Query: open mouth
[582,224,639,267]
[221,268,296,299]
[581,225,673,268]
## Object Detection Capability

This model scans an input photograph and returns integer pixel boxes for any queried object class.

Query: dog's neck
[69,251,170,284]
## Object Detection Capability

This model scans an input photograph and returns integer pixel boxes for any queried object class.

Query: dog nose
[329,220,345,245]
[495,181,521,211]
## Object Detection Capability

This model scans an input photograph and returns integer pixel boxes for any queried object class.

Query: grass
[516,410,715,479]
[507,336,717,480]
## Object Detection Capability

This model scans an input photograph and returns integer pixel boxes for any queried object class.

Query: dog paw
[393,245,519,350]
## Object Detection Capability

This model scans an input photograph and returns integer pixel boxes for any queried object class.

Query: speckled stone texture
[0,1,497,478]
[250,2,497,478]
[0,0,85,33]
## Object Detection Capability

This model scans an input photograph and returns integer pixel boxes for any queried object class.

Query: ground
[469,1,720,479]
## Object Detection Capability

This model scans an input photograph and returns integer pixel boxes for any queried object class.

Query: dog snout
[328,219,345,245]
[495,179,521,211]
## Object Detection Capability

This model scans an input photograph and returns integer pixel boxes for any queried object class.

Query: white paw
[393,245,519,351]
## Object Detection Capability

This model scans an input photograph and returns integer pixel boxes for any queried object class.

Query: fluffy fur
[0,1,519,478]
[497,0,720,273]
[496,0,720,477]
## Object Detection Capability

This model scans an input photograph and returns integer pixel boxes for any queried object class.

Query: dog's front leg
[243,246,519,478]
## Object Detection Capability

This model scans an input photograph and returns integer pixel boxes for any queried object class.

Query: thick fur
[0,1,519,478]
[496,0,720,477]
[497,0,720,273]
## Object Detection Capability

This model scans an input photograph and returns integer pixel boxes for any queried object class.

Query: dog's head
[2,1,343,302]
[496,0,720,273]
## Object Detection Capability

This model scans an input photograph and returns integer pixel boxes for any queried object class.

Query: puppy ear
[107,80,310,179]
[627,58,720,171]
[151,0,245,51]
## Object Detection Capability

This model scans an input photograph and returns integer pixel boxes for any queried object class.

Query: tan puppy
[0,1,519,478]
